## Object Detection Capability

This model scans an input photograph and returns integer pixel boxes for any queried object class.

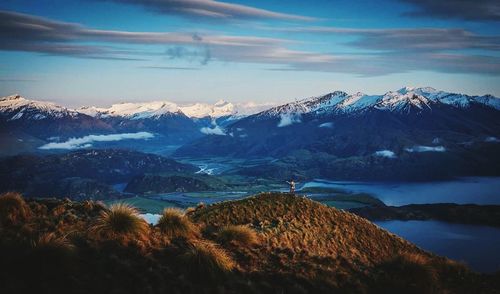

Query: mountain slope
[1,192,496,293]
[175,87,500,180]
[0,149,197,199]
[0,94,112,139]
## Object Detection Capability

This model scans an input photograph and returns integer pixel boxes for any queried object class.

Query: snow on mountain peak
[78,98,270,119]
[260,87,500,118]
[0,94,79,120]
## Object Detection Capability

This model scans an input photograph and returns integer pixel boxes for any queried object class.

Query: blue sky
[0,0,499,107]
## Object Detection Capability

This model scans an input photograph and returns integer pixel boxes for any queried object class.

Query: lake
[302,177,500,206]
[376,220,500,273]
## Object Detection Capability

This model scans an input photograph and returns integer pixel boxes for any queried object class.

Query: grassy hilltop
[0,192,498,294]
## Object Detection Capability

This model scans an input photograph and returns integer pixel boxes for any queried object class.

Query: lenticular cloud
[38,132,154,150]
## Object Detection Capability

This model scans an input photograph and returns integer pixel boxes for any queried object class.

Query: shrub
[373,252,439,294]
[181,240,235,282]
[217,225,259,247]
[157,208,199,240]
[0,192,31,226]
[91,203,149,240]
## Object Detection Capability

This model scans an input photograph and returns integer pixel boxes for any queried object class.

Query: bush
[91,203,149,241]
[157,208,199,240]
[181,240,235,282]
[0,192,31,226]
[217,225,259,247]
[373,252,439,294]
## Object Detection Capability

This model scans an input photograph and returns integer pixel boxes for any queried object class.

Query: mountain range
[1,87,500,180]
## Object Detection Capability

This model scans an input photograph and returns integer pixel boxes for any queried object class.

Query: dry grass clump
[372,252,439,294]
[181,240,235,282]
[157,208,199,240]
[217,225,259,247]
[0,192,31,226]
[34,232,74,252]
[91,203,149,241]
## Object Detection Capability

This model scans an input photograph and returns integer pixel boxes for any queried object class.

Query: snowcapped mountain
[79,101,182,119]
[175,86,500,162]
[0,94,81,121]
[258,87,500,118]
[78,99,274,119]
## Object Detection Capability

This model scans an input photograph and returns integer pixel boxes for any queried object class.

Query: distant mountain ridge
[174,87,500,180]
[258,87,500,119]
[1,87,499,160]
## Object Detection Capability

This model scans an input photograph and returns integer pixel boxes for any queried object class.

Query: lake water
[376,220,500,273]
[302,177,500,206]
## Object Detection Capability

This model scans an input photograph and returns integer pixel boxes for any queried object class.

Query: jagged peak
[0,94,22,101]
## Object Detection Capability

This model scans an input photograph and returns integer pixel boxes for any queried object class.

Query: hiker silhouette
[286,180,297,194]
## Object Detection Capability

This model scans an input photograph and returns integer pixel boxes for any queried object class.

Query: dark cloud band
[400,0,500,21]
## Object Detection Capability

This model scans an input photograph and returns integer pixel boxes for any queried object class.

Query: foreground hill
[0,192,498,293]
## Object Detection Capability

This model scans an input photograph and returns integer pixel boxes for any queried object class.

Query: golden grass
[217,225,259,247]
[0,192,492,293]
[34,232,74,252]
[181,240,235,281]
[157,208,199,240]
[372,252,440,293]
[91,203,149,241]
[0,192,31,226]
[191,193,421,266]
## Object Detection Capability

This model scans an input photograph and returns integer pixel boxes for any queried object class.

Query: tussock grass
[0,192,494,293]
[34,232,74,252]
[157,208,199,240]
[217,225,259,247]
[181,240,235,282]
[372,252,440,293]
[0,192,31,226]
[91,203,149,241]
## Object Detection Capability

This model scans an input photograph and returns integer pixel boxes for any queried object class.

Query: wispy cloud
[99,0,316,21]
[200,125,226,135]
[271,26,500,75]
[405,145,446,153]
[1,10,499,76]
[399,0,500,21]
[138,66,200,70]
[374,150,397,158]
[277,113,301,127]
[38,132,154,150]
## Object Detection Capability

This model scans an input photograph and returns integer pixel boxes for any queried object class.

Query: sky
[0,0,499,107]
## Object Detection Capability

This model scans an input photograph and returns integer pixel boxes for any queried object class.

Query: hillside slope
[2,192,495,294]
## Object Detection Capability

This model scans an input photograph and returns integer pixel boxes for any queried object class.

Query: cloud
[138,66,199,70]
[0,10,285,60]
[374,150,397,158]
[405,145,446,153]
[399,0,500,21]
[38,132,154,150]
[318,122,334,128]
[485,136,500,142]
[100,0,315,21]
[277,113,301,127]
[200,125,226,135]
[1,10,499,76]
[275,26,500,75]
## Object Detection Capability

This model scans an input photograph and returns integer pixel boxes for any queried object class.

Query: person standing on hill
[286,180,296,194]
